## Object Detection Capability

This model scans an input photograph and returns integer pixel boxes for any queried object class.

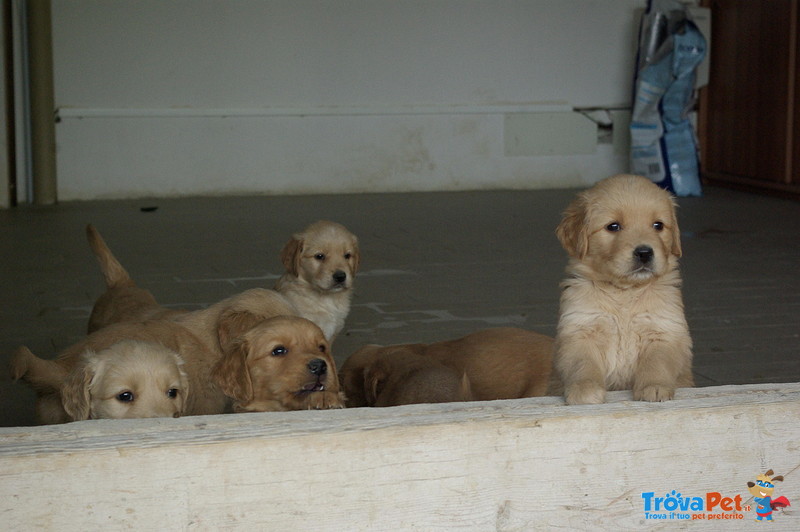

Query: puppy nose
[308,358,327,376]
[332,270,347,284]
[633,245,654,263]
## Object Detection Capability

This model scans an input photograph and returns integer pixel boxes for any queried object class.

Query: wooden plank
[1,383,799,530]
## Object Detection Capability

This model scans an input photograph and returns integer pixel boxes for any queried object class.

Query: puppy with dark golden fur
[341,327,553,407]
[213,316,344,412]
[359,348,473,407]
[551,174,694,404]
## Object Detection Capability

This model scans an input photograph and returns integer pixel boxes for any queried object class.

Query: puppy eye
[272,345,288,356]
[318,344,326,353]
[314,253,325,261]
[167,388,179,399]
[653,221,665,231]
[344,252,352,259]
[606,222,622,232]
[117,391,135,403]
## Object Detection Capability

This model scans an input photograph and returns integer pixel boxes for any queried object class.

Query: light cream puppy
[11,339,188,423]
[275,220,360,342]
[552,174,693,405]
[64,341,188,420]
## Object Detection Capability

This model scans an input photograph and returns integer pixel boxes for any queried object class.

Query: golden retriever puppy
[552,174,693,405]
[341,327,553,407]
[275,220,360,342]
[212,316,345,411]
[362,349,473,407]
[11,338,188,423]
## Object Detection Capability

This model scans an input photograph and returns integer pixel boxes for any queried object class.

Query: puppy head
[556,174,682,285]
[212,316,344,412]
[61,340,188,421]
[280,220,360,293]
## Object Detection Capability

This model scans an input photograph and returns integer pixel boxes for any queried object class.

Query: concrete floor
[2,186,798,426]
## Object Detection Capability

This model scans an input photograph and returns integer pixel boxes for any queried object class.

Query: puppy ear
[364,365,387,407]
[772,475,784,483]
[217,310,264,354]
[61,355,100,420]
[173,354,190,416]
[669,204,683,258]
[211,337,253,404]
[350,240,361,274]
[556,196,589,259]
[279,236,303,276]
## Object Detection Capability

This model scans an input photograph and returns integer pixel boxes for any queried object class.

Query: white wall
[51,0,646,200]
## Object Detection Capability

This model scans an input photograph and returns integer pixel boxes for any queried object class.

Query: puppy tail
[9,346,68,393]
[86,224,134,289]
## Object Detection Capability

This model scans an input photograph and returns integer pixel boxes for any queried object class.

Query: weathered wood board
[1,383,798,530]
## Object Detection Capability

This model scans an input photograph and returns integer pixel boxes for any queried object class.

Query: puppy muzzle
[633,245,654,265]
[295,358,329,395]
[327,270,349,291]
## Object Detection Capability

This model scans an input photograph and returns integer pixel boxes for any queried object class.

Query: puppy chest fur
[275,283,351,341]
[556,272,691,390]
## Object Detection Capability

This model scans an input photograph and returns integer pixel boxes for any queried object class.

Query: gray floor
[2,185,798,427]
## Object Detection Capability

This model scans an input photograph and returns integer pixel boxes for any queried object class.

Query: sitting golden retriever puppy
[212,316,345,412]
[552,174,694,405]
[275,220,360,342]
[341,327,553,407]
[362,349,473,407]
[11,339,188,423]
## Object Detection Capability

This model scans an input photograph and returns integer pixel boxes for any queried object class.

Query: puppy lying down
[358,348,474,407]
[341,327,553,408]
[213,316,345,412]
[11,332,190,423]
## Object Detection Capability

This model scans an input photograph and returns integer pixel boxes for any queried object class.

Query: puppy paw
[634,384,675,402]
[307,391,346,409]
[565,381,606,405]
